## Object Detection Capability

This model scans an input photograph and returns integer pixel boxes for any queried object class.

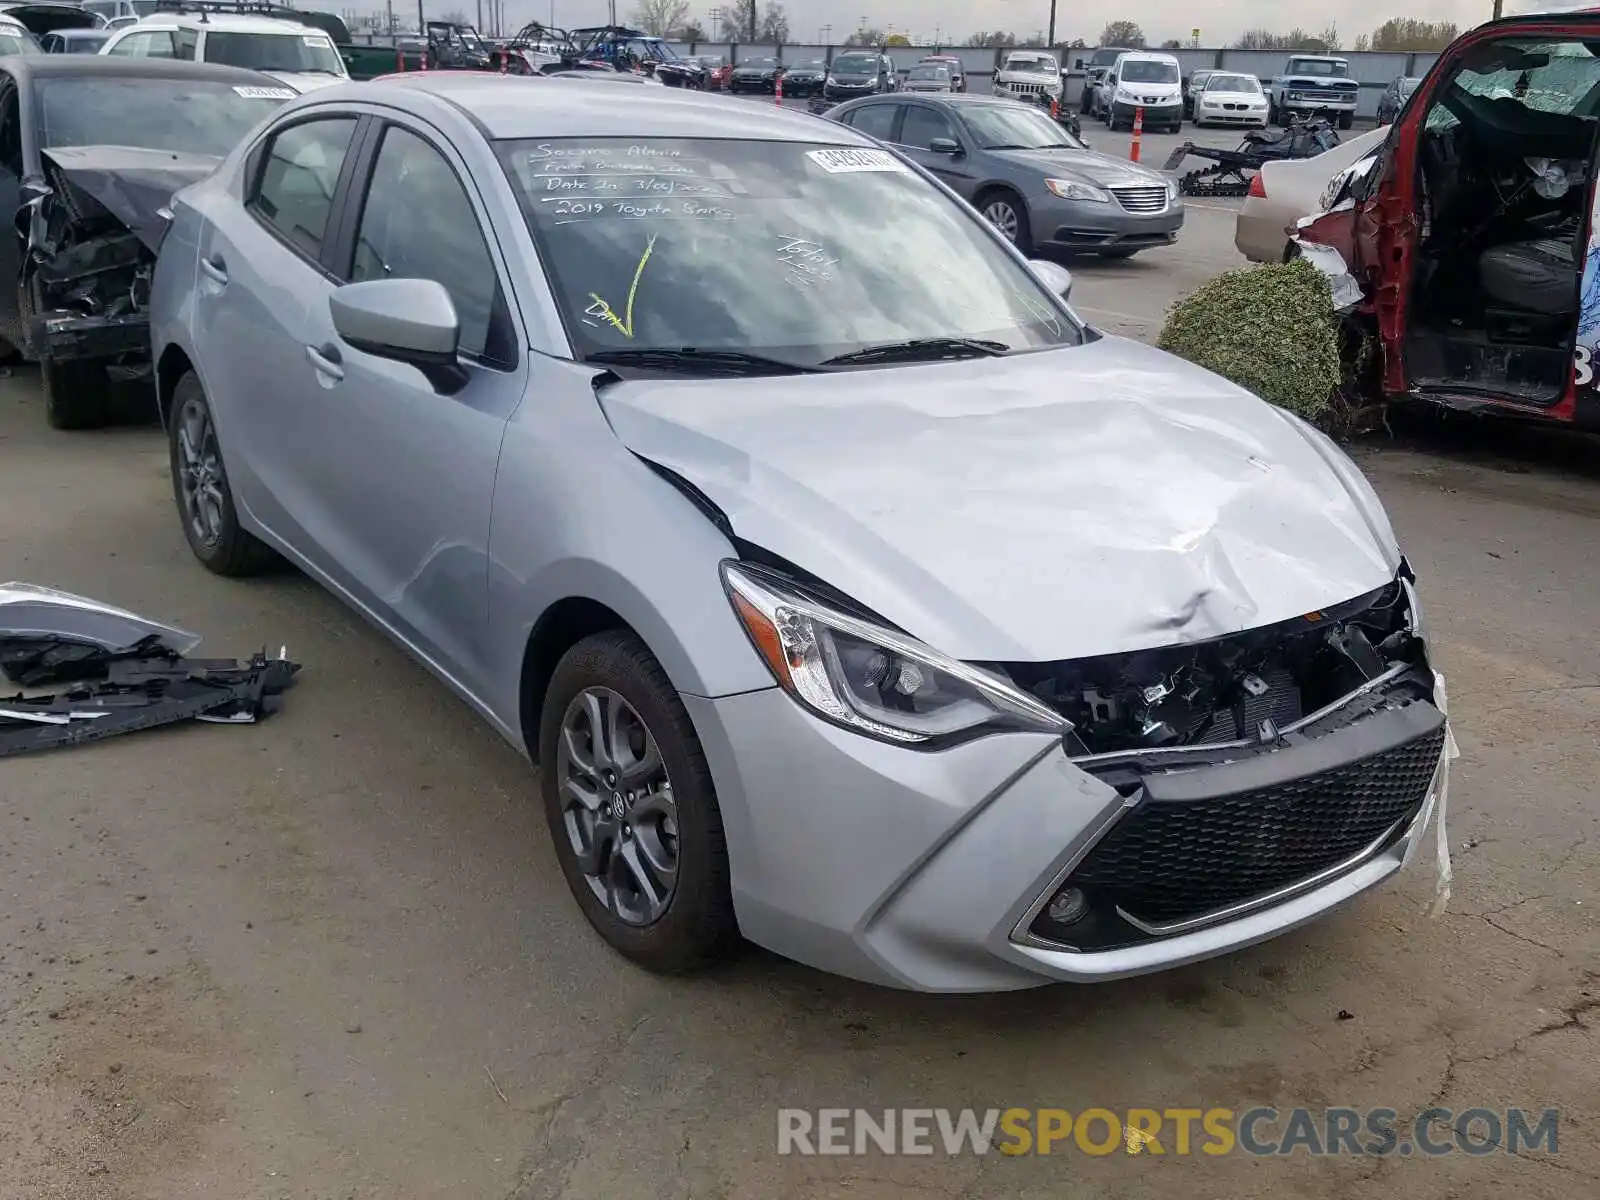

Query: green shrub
[1157,258,1341,425]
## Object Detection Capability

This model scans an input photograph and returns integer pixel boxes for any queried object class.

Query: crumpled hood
[39,145,222,253]
[997,147,1167,188]
[600,337,1400,663]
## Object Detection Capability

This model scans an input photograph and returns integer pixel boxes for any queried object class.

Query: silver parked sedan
[150,74,1452,992]
[830,93,1182,258]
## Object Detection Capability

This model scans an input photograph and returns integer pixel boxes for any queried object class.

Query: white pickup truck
[1267,55,1360,129]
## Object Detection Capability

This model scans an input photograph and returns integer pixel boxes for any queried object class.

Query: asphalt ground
[0,95,1594,1200]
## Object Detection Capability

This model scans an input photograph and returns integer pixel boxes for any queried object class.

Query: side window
[848,103,899,141]
[348,125,501,362]
[0,84,21,179]
[108,30,177,57]
[175,27,197,60]
[899,105,954,150]
[251,117,358,261]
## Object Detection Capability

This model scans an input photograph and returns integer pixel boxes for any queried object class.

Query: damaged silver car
[150,76,1456,991]
[0,55,293,428]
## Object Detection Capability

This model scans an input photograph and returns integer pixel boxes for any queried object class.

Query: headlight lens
[1046,177,1111,202]
[1166,177,1178,200]
[722,562,1068,745]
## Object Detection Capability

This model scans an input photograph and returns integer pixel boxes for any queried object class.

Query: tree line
[1098,17,1459,53]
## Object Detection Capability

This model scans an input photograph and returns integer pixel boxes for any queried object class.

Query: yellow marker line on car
[587,234,658,338]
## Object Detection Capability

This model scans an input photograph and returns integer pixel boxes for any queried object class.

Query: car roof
[122,11,316,31]
[0,53,279,83]
[342,73,880,143]
[1117,50,1177,61]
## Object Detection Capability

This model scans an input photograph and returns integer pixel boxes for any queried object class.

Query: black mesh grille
[1064,725,1446,927]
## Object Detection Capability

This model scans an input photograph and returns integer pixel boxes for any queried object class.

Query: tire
[539,630,738,974]
[1267,102,1280,125]
[42,357,114,430]
[977,189,1032,253]
[167,370,279,576]
[1338,112,1354,130]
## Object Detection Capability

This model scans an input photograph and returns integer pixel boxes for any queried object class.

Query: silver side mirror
[330,278,466,393]
[1027,258,1073,302]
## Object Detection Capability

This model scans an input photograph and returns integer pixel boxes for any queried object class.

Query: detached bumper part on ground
[0,583,299,756]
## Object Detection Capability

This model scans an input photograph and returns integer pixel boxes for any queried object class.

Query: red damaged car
[1298,9,1600,427]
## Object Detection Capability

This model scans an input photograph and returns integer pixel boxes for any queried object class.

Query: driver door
[894,103,975,198]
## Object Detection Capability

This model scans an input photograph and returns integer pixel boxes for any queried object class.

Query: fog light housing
[1046,887,1089,926]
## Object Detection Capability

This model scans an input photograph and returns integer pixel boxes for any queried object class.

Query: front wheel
[1338,112,1354,130]
[978,191,1033,253]
[539,630,739,973]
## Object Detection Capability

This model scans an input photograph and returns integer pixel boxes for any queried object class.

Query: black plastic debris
[0,583,299,757]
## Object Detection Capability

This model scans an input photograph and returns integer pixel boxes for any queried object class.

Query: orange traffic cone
[1130,106,1143,162]
[775,73,783,105]
[395,44,405,72]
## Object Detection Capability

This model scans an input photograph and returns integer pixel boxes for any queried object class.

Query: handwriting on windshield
[584,234,657,338]
[547,197,735,224]
[775,235,839,288]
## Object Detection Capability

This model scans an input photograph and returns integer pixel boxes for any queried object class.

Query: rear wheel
[42,357,114,431]
[168,371,279,576]
[539,630,739,973]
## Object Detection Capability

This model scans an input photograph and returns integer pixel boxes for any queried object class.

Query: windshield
[1290,59,1348,77]
[204,30,345,74]
[1005,55,1055,73]
[36,76,288,154]
[497,137,1082,367]
[908,66,948,81]
[742,56,778,67]
[831,54,875,73]
[961,103,1085,149]
[0,30,40,54]
[1205,73,1261,93]
[1121,60,1178,84]
[793,59,824,70]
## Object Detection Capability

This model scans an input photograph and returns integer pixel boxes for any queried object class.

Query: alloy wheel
[556,686,680,926]
[984,199,1021,243]
[176,396,226,549]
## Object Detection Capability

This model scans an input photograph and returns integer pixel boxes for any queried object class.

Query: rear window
[36,76,291,154]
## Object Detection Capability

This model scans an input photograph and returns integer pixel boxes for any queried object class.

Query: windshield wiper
[821,337,1009,367]
[585,346,817,376]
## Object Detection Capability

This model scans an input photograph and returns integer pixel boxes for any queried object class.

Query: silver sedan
[149,74,1451,991]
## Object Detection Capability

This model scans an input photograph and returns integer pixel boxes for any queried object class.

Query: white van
[1102,50,1183,132]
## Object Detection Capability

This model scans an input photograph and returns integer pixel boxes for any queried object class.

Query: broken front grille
[1029,705,1446,948]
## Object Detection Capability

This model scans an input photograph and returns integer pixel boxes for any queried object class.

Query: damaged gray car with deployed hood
[0,55,294,428]
[150,75,1457,991]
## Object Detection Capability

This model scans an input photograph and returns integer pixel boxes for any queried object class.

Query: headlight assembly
[722,561,1068,746]
[1045,177,1111,203]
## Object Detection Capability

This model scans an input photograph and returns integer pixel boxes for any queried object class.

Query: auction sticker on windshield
[805,148,907,174]
[233,85,297,100]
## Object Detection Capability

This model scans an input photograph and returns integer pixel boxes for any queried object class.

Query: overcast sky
[492,0,1555,43]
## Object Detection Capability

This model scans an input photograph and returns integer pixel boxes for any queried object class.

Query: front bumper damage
[686,571,1456,991]
[22,146,219,370]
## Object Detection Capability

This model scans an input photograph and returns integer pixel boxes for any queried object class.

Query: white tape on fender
[1428,670,1462,918]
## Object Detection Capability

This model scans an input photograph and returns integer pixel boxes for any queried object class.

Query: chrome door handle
[305,342,344,381]
[199,254,228,285]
